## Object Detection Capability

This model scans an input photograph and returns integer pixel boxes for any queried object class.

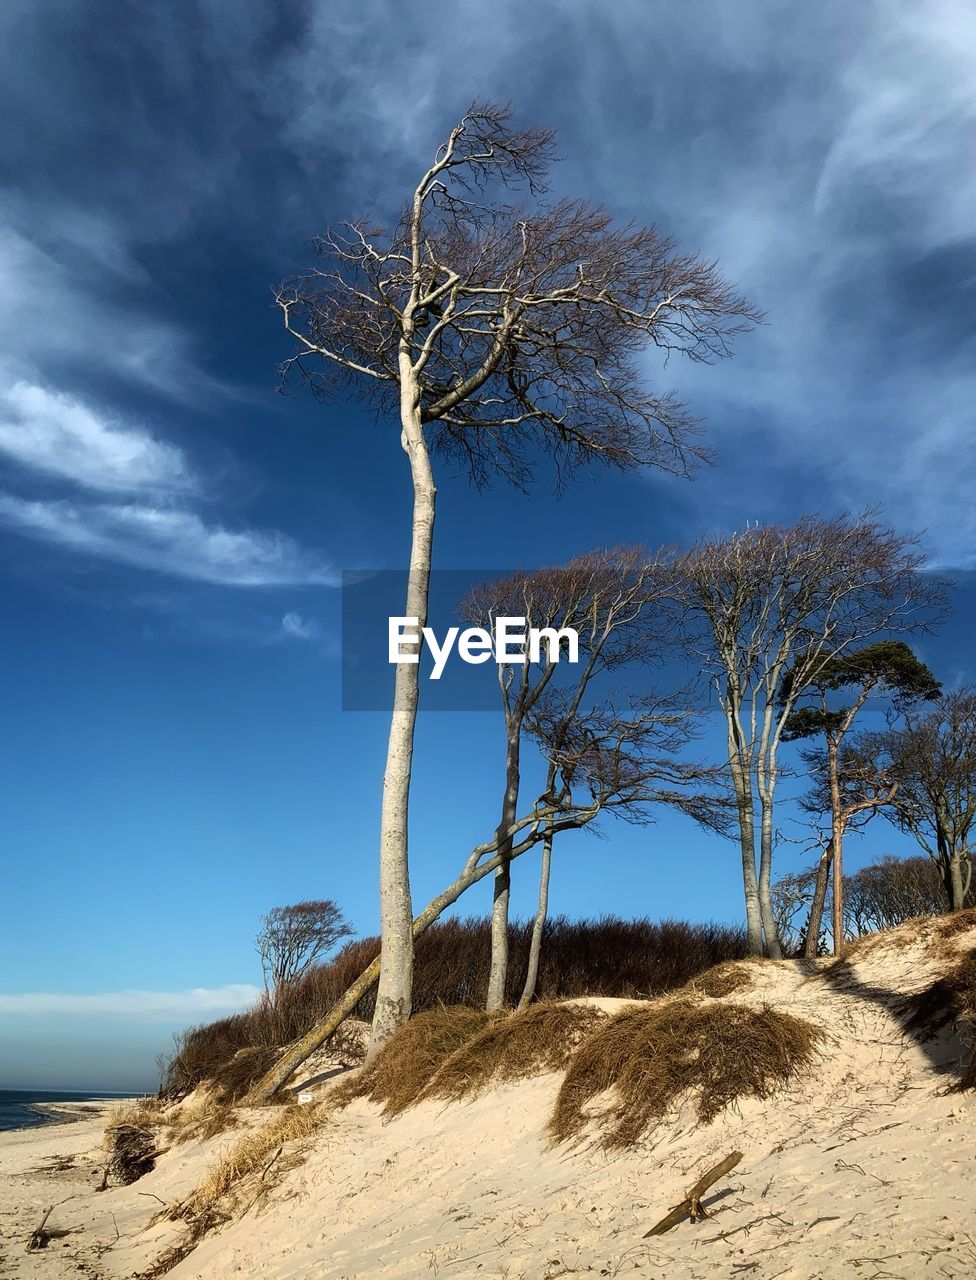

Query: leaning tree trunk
[803,842,833,959]
[517,827,553,1012]
[486,723,522,1011]
[368,369,436,1061]
[247,831,544,1103]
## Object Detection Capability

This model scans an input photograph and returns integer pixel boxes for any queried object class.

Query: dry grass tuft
[932,908,976,942]
[186,1103,327,1214]
[164,1096,239,1145]
[901,946,976,1090]
[681,963,754,999]
[336,1005,494,1116]
[425,1002,606,1102]
[140,1103,329,1278]
[550,999,821,1148]
[105,1097,165,1133]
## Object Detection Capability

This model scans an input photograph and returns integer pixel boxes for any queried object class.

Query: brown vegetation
[104,1121,160,1186]
[550,1000,821,1148]
[681,962,755,998]
[337,1006,494,1116]
[426,1002,606,1102]
[163,916,747,1097]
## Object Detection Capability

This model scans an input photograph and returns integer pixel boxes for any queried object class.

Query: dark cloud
[0,0,974,576]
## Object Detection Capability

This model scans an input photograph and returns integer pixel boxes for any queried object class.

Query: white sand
[2,918,974,1279]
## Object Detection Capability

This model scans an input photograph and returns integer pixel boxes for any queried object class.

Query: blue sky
[1,0,975,1091]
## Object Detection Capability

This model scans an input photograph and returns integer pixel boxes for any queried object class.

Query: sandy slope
[2,919,974,1280]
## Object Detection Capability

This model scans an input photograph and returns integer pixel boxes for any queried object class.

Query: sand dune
[2,915,974,1280]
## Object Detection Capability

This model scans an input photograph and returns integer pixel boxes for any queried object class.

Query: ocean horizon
[0,1089,137,1133]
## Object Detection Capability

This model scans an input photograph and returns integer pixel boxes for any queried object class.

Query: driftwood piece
[26,1205,54,1251]
[644,1151,744,1237]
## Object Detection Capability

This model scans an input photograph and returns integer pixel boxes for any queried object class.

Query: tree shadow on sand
[813,916,976,1090]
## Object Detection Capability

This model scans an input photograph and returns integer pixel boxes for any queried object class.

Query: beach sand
[2,918,974,1279]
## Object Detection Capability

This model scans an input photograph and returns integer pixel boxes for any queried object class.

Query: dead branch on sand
[644,1151,744,1236]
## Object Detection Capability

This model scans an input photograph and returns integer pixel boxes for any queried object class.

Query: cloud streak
[0,492,335,587]
[0,984,261,1021]
[0,381,193,494]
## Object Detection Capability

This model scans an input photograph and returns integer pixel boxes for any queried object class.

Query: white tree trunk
[757,792,784,959]
[486,725,521,1010]
[727,736,763,955]
[368,368,436,1061]
[517,828,553,1012]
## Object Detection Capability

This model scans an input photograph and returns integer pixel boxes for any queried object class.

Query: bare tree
[769,864,823,954]
[256,900,353,1003]
[277,104,759,1056]
[672,516,947,957]
[795,737,904,954]
[881,688,976,910]
[845,854,959,934]
[772,851,956,953]
[782,642,939,956]
[461,547,679,1009]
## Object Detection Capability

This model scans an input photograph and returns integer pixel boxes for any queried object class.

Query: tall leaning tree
[673,516,947,958]
[277,103,758,1056]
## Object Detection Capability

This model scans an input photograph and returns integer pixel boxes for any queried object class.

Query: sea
[0,1089,132,1133]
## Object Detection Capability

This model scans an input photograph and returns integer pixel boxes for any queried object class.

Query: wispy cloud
[281,611,317,640]
[0,381,193,494]
[0,984,261,1021]
[0,493,335,587]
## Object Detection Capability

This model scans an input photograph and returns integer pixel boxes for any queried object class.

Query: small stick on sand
[26,1205,54,1251]
[644,1151,744,1237]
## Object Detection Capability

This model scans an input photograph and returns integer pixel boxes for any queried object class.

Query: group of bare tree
[773,852,975,955]
[245,104,967,1101]
[770,685,976,953]
[273,101,759,1065]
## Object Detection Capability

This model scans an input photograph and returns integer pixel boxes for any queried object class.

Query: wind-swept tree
[256,900,353,1003]
[277,104,759,1055]
[782,642,940,956]
[672,516,947,957]
[881,688,976,911]
[795,737,905,954]
[462,547,679,1010]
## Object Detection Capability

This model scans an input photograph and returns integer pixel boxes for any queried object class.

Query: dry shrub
[104,1123,160,1185]
[901,947,976,1090]
[210,1045,282,1104]
[682,963,754,998]
[550,1000,821,1148]
[162,917,748,1097]
[426,1002,606,1102]
[337,1006,493,1116]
